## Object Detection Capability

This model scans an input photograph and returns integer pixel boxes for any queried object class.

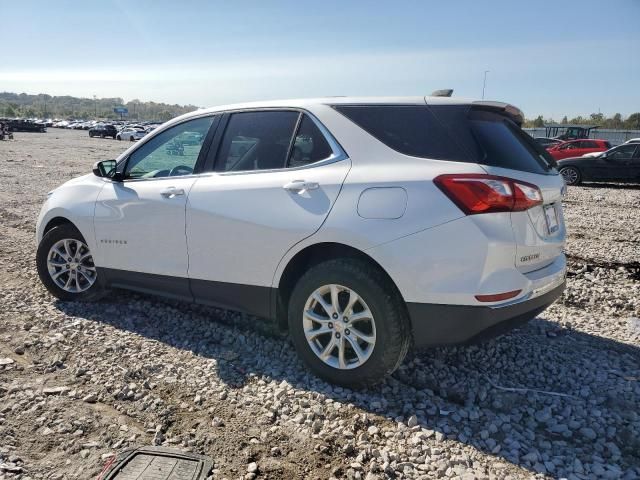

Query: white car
[624,138,640,144]
[35,97,567,386]
[117,127,146,141]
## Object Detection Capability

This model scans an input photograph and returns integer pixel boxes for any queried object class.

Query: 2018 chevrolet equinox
[36,97,567,387]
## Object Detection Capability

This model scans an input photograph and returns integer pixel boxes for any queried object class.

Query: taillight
[434,174,542,215]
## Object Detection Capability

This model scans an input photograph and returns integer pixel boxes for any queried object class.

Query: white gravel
[0,130,639,480]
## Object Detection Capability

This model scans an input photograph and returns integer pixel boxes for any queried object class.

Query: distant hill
[0,91,199,121]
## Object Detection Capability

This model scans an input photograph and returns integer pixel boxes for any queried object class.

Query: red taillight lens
[434,174,542,215]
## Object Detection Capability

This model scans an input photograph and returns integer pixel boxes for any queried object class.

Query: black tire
[112,135,117,139]
[36,224,108,302]
[130,136,135,142]
[560,166,581,185]
[117,135,121,141]
[89,132,93,137]
[288,258,411,388]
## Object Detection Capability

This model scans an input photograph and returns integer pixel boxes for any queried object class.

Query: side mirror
[92,160,119,179]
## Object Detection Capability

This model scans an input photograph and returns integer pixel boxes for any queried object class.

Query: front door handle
[160,187,185,198]
[283,180,319,194]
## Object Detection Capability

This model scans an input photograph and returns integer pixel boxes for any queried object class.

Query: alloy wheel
[303,284,376,370]
[46,239,97,293]
[560,167,579,185]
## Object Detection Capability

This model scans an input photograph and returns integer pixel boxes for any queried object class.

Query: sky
[1,0,639,119]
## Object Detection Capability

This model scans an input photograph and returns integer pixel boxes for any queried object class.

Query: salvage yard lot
[0,129,639,479]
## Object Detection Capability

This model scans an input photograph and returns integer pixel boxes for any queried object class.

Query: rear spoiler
[471,101,524,127]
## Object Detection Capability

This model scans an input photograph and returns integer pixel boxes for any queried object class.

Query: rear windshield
[466,110,556,174]
[333,104,555,174]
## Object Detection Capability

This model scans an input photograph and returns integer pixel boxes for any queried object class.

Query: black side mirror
[93,159,119,179]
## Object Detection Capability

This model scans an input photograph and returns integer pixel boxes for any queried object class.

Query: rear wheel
[288,258,410,388]
[560,166,581,185]
[130,136,135,142]
[36,224,107,302]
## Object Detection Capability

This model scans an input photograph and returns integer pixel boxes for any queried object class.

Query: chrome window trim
[114,107,348,182]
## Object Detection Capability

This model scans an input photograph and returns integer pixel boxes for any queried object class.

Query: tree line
[0,92,199,122]
[2,91,639,130]
[524,112,640,130]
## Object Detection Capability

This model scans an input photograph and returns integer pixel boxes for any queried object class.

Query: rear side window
[333,105,470,162]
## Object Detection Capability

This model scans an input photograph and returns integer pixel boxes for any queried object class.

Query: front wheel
[288,258,410,388]
[36,224,107,302]
[560,166,581,185]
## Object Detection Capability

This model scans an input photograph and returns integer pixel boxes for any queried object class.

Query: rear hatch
[427,100,566,273]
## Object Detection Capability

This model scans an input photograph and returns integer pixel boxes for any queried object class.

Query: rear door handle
[160,187,185,198]
[283,180,319,194]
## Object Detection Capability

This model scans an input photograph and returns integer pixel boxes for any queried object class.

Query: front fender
[36,174,107,261]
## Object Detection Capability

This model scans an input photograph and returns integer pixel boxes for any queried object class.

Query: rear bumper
[407,282,565,348]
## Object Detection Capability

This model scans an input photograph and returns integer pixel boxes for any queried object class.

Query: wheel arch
[274,242,407,330]
[43,216,75,235]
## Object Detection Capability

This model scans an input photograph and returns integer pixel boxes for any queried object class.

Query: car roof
[169,96,524,126]
[191,96,472,114]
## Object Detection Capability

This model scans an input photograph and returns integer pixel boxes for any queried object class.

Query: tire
[117,135,121,141]
[36,224,107,302]
[89,132,93,137]
[130,136,135,142]
[560,166,581,185]
[101,134,105,139]
[288,258,410,388]
[112,135,117,139]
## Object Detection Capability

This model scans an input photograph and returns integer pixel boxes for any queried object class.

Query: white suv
[36,97,567,387]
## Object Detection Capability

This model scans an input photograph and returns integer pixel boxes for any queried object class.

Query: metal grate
[100,447,212,480]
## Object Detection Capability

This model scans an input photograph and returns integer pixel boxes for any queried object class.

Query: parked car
[546,139,611,160]
[558,143,640,185]
[89,124,118,139]
[534,137,563,148]
[117,127,146,141]
[6,119,46,133]
[35,97,566,387]
[624,138,640,144]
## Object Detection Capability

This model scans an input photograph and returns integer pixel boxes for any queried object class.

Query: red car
[546,139,611,160]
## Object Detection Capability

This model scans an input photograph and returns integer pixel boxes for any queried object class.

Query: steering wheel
[169,165,193,176]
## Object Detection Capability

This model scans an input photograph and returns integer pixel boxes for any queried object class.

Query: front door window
[124,116,215,179]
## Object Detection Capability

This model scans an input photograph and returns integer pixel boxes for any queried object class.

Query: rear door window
[215,111,299,172]
[287,114,333,168]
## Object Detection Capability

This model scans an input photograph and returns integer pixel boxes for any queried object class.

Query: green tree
[561,116,568,124]
[625,113,640,129]
[4,104,16,117]
[533,115,544,127]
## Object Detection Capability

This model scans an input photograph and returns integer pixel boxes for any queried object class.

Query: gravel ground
[1,129,639,480]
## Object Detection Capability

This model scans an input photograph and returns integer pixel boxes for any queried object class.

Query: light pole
[482,70,490,100]
[93,95,97,119]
